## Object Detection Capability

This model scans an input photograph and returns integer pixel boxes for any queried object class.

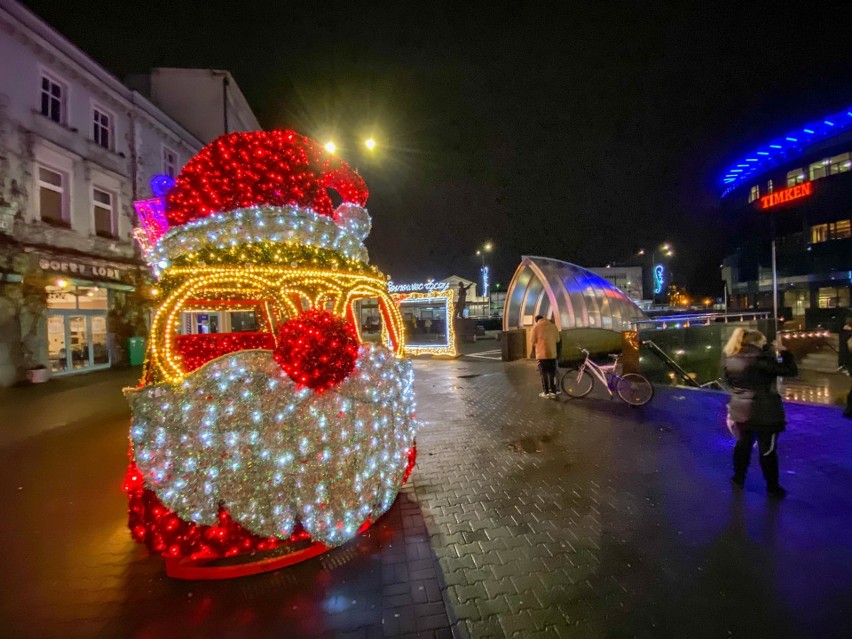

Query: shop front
[46,284,110,374]
[0,247,149,385]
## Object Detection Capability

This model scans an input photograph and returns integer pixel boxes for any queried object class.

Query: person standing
[531,315,559,399]
[838,316,852,372]
[722,328,797,498]
[456,282,472,318]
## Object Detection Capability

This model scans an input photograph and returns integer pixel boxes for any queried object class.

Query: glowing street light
[364,137,376,151]
[476,242,494,313]
[324,141,336,154]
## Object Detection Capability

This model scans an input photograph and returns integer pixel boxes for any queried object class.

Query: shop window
[92,188,116,238]
[809,158,830,181]
[818,287,841,309]
[829,152,852,175]
[356,298,384,343]
[230,311,258,332]
[92,106,113,150]
[40,73,66,124]
[37,165,67,226]
[786,168,806,187]
[748,185,760,203]
[47,285,108,310]
[162,146,178,178]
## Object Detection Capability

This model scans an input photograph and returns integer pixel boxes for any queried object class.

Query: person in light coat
[531,315,560,398]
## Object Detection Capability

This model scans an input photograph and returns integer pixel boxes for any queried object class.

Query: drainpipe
[222,75,229,135]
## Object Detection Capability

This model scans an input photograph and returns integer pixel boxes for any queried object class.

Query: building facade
[0,0,256,385]
[586,266,643,302]
[719,105,852,329]
[125,68,260,144]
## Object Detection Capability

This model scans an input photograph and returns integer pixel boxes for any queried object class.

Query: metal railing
[631,311,771,331]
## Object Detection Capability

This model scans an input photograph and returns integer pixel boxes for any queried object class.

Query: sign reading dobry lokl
[759,182,812,210]
[36,254,131,281]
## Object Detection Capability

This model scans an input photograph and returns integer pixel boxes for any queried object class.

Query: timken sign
[759,182,812,210]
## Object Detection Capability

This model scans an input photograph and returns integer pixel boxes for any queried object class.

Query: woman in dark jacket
[722,328,798,498]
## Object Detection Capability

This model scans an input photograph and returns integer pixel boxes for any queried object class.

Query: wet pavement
[1,355,851,638]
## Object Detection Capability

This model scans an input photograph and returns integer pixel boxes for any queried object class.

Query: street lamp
[476,242,493,317]
[324,141,336,154]
[364,137,376,151]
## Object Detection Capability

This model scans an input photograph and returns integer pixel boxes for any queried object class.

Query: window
[92,187,115,238]
[810,158,831,181]
[162,146,178,177]
[748,185,760,203]
[829,152,851,175]
[834,219,852,240]
[92,107,113,149]
[810,219,852,244]
[786,168,806,187]
[40,73,65,123]
[37,165,67,226]
[767,179,773,194]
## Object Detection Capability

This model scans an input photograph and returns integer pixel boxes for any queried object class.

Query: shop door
[47,311,110,374]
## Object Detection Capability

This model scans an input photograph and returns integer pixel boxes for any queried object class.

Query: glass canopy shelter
[503,256,645,331]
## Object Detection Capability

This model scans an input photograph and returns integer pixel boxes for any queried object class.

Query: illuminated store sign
[759,182,812,210]
[387,281,450,293]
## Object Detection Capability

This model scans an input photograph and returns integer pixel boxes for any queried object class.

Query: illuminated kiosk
[503,256,645,353]
[383,281,458,357]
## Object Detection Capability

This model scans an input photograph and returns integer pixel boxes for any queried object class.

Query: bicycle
[560,348,654,406]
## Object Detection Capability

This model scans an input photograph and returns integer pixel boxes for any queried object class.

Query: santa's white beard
[125,344,416,546]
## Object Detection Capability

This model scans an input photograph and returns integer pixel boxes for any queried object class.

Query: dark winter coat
[723,344,798,432]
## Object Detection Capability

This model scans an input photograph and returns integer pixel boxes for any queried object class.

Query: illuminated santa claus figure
[125,131,416,578]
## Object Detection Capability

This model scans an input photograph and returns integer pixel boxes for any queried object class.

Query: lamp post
[476,242,493,317]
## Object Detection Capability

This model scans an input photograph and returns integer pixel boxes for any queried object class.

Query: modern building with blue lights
[720,106,852,328]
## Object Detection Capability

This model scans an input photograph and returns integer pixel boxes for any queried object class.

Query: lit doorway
[46,285,110,374]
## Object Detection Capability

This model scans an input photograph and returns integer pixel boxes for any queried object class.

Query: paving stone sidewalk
[0,357,851,638]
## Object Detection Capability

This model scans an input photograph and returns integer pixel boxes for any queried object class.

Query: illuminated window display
[393,290,458,357]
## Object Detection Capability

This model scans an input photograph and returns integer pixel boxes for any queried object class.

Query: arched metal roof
[720,105,852,197]
[503,256,645,332]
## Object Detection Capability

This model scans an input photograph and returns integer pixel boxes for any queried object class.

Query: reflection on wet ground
[783,369,850,405]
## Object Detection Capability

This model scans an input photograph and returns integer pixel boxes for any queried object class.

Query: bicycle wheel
[615,373,654,406]
[560,367,594,398]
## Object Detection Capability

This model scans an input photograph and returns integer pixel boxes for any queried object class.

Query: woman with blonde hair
[722,327,797,498]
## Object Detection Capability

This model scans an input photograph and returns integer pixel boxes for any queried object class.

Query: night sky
[22,0,852,295]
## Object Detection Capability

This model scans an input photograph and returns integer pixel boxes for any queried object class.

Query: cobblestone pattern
[409,358,852,638]
[1,357,851,638]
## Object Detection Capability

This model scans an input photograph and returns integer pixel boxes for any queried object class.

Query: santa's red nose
[273,310,360,392]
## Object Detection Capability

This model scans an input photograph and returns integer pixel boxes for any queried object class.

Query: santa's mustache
[125,344,416,547]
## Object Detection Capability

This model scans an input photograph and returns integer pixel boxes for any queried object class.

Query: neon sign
[759,182,812,209]
[387,280,450,293]
[481,265,489,300]
[653,264,665,295]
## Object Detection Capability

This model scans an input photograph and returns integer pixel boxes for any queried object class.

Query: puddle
[507,436,543,453]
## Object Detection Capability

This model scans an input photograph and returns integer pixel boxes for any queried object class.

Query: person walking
[722,327,797,498]
[531,315,559,399]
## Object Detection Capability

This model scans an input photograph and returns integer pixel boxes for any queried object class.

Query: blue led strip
[720,105,852,196]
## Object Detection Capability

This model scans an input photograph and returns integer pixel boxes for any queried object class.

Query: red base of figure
[125,443,417,580]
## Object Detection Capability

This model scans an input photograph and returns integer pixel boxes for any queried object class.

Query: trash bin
[501,329,526,361]
[128,337,146,366]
